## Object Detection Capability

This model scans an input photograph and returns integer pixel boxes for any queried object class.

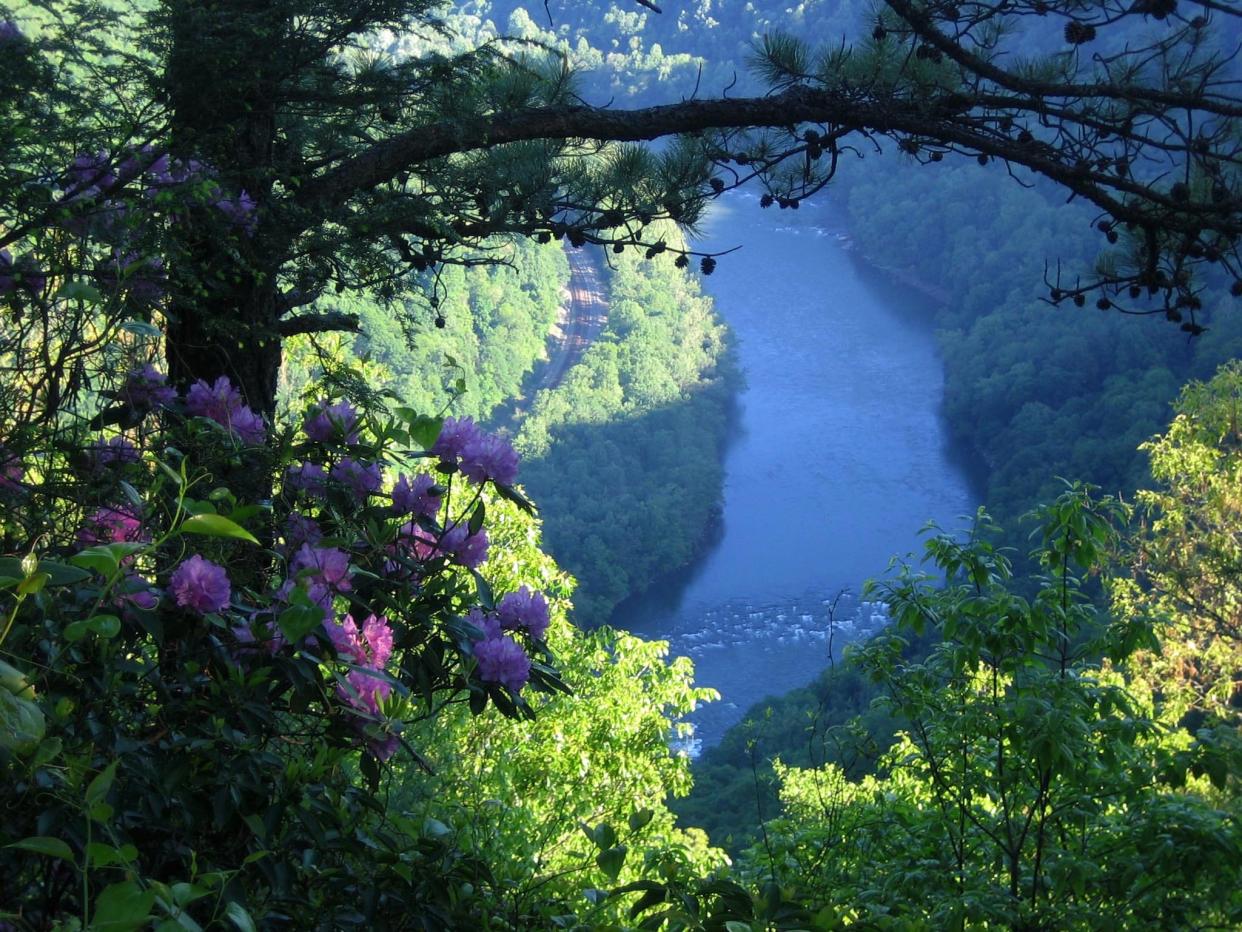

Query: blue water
[613,193,978,748]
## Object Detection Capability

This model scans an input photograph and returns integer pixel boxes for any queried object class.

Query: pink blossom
[77,506,144,549]
[459,433,519,486]
[290,544,352,593]
[119,365,176,411]
[284,461,327,494]
[304,400,359,444]
[330,457,381,499]
[497,586,551,640]
[186,376,265,444]
[441,523,489,569]
[282,512,322,552]
[390,472,441,519]
[473,633,530,692]
[169,555,231,614]
[326,613,395,715]
[91,436,139,469]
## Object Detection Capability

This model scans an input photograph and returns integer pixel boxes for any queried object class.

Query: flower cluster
[432,416,519,486]
[497,586,551,641]
[77,506,144,548]
[170,555,231,614]
[119,365,177,412]
[465,585,554,695]
[330,457,381,500]
[391,473,441,519]
[91,436,140,469]
[0,249,45,296]
[186,376,266,445]
[304,400,360,444]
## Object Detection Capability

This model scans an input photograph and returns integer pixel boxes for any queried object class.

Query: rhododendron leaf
[468,499,485,536]
[65,614,121,642]
[179,514,258,544]
[0,559,87,586]
[119,319,161,338]
[92,879,155,931]
[277,599,323,643]
[596,845,627,881]
[397,410,442,449]
[16,571,49,594]
[119,481,143,510]
[628,809,654,832]
[56,281,102,304]
[470,569,493,609]
[7,836,73,862]
[494,482,536,515]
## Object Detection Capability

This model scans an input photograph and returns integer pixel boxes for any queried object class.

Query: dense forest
[2,0,1241,928]
[516,227,737,624]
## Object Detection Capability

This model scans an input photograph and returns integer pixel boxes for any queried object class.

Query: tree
[733,493,1242,929]
[1115,361,1242,732]
[2,0,1239,435]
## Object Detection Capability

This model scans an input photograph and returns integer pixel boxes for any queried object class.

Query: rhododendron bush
[0,351,584,924]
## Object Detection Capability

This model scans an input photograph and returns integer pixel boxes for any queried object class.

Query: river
[612,193,979,750]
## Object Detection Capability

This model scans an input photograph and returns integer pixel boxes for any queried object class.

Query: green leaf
[468,499,486,535]
[277,590,326,643]
[56,281,103,304]
[595,845,627,881]
[65,614,122,642]
[87,842,136,868]
[16,572,49,595]
[590,823,617,850]
[120,319,162,338]
[178,514,258,544]
[406,414,443,450]
[86,759,119,807]
[91,880,156,932]
[224,901,257,932]
[628,809,654,832]
[8,836,74,862]
[0,558,89,586]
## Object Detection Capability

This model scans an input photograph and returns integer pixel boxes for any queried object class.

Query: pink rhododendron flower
[390,472,441,519]
[473,633,530,692]
[290,544,352,593]
[115,573,159,612]
[282,512,322,552]
[77,506,144,548]
[459,432,519,486]
[169,555,231,614]
[284,461,328,494]
[440,523,489,569]
[186,376,265,444]
[497,586,551,640]
[119,365,177,411]
[304,400,359,444]
[431,417,520,486]
[330,457,381,499]
[326,613,395,715]
[91,436,139,468]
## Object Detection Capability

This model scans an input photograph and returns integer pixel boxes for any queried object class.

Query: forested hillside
[281,237,568,422]
[3,0,1241,928]
[517,227,737,625]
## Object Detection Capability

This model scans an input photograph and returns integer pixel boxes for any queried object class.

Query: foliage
[0,348,584,926]
[281,240,569,425]
[517,228,737,625]
[733,490,1242,929]
[1114,361,1242,768]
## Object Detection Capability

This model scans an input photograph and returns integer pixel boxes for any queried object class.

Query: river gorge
[612,193,980,749]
